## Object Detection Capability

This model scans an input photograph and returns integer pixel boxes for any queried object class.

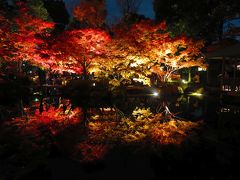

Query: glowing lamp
[152,92,159,96]
[193,93,202,96]
[182,79,188,84]
[34,98,39,102]
[237,65,240,70]
[190,92,203,97]
[198,67,206,71]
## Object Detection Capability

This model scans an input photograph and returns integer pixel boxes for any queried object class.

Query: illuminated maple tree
[1,2,110,77]
[95,20,206,86]
[1,2,205,86]
[91,23,153,87]
[13,2,54,63]
[0,2,54,69]
[121,20,206,82]
[1,1,108,73]
[47,28,111,77]
[0,13,16,60]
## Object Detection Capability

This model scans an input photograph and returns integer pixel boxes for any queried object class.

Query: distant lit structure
[206,43,240,101]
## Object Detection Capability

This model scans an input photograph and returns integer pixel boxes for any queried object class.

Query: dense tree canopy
[153,0,240,41]
[0,2,54,63]
[0,13,15,60]
[0,1,206,86]
[93,20,205,86]
[46,28,111,76]
[43,0,69,24]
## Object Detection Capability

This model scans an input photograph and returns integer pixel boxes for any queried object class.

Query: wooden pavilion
[206,43,240,102]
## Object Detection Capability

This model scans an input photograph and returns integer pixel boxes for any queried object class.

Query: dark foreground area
[0,88,240,180]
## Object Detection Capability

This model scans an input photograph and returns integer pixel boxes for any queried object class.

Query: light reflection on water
[1,90,240,123]
[1,90,240,179]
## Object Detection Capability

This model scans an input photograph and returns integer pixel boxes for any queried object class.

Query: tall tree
[43,0,69,25]
[117,0,143,16]
[28,0,50,20]
[116,0,144,26]
[73,0,107,28]
[153,0,240,42]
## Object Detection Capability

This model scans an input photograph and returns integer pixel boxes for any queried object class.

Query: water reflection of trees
[1,96,202,161]
[1,91,240,179]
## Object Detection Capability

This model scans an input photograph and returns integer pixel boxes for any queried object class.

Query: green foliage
[154,0,240,40]
[27,0,50,21]
[168,19,189,37]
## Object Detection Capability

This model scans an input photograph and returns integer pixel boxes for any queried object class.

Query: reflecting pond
[0,87,240,180]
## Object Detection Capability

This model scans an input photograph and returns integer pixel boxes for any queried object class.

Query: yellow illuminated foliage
[86,107,202,145]
[5,105,202,162]
[94,20,206,86]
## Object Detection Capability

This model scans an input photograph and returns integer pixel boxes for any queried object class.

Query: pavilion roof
[206,43,240,59]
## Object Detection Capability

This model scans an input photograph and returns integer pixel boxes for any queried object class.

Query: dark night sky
[63,0,239,33]
[63,0,155,24]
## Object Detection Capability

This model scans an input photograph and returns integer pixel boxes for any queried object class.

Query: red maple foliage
[0,2,54,68]
[73,0,107,28]
[1,2,206,84]
[12,103,82,137]
[47,28,111,75]
[12,2,54,63]
[0,13,16,60]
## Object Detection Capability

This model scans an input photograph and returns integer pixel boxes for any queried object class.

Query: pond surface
[0,87,240,180]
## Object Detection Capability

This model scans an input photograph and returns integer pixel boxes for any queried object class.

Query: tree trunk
[83,64,87,80]
[38,68,46,86]
[187,69,191,83]
[17,61,22,73]
[82,57,88,80]
[39,97,44,114]
[218,19,224,41]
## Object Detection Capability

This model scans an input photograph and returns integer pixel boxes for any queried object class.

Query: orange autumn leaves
[91,20,206,85]
[0,2,206,82]
[87,108,202,145]
[75,107,202,162]
[8,105,202,162]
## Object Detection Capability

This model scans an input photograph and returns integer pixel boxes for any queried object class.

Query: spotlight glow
[182,79,188,84]
[153,92,159,96]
